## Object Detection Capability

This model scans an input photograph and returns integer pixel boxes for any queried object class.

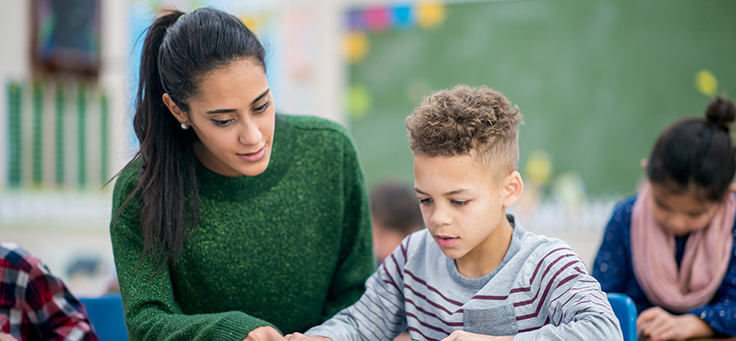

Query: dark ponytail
[646,95,736,202]
[116,8,266,270]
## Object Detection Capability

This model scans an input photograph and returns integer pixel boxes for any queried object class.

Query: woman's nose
[239,120,262,145]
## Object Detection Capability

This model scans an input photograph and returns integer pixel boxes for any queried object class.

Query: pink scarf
[631,182,735,314]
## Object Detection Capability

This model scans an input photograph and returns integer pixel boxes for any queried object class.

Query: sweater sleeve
[321,131,375,320]
[687,229,736,336]
[305,237,409,341]
[592,200,633,293]
[110,171,275,341]
[513,245,623,341]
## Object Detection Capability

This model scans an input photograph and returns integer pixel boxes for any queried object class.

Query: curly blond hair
[405,85,523,177]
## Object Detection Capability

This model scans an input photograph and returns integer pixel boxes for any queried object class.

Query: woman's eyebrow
[251,89,270,104]
[206,89,271,114]
[206,108,237,114]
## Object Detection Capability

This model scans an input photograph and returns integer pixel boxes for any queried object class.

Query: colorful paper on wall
[344,2,447,64]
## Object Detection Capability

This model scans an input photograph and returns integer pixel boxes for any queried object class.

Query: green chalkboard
[347,0,736,197]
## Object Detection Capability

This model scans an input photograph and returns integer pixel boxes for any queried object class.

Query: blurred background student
[370,181,424,264]
[592,96,736,341]
[0,241,98,341]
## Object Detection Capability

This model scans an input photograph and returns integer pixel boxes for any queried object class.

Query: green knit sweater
[110,115,374,340]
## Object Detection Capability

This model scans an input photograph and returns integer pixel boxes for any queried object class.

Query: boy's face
[413,154,517,269]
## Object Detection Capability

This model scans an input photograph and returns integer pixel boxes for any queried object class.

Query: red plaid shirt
[0,242,98,341]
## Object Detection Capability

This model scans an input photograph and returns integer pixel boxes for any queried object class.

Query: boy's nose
[430,209,452,226]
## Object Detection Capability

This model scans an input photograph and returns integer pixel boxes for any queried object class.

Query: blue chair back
[606,292,638,341]
[79,295,129,341]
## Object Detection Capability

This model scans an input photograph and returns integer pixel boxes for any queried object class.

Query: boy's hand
[440,330,513,341]
[243,326,286,341]
[636,306,714,341]
[283,332,331,341]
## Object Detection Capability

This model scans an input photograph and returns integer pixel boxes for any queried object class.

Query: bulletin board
[346,0,736,197]
[32,0,101,78]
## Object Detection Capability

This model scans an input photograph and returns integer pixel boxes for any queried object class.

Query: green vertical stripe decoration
[7,81,22,186]
[100,91,109,183]
[32,81,43,185]
[55,82,65,185]
[77,83,87,188]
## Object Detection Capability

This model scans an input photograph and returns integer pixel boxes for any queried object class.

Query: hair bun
[705,95,736,132]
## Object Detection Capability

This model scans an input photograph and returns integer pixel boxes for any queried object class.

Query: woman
[111,8,373,340]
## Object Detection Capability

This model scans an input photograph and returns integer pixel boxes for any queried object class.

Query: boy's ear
[502,171,524,208]
[162,93,189,125]
[640,158,648,169]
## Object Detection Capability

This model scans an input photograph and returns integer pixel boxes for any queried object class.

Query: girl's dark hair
[646,96,736,202]
[116,8,266,269]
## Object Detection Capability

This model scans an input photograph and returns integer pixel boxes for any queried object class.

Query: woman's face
[167,58,276,177]
[649,184,720,236]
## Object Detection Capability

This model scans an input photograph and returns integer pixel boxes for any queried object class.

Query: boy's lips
[435,234,458,248]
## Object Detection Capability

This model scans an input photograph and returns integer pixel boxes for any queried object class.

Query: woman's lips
[238,145,266,162]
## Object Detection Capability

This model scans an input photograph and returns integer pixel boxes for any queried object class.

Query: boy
[287,85,622,340]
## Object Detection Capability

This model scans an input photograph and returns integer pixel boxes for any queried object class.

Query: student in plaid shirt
[0,242,98,341]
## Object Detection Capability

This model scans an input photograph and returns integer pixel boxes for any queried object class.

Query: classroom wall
[0,0,29,189]
[0,0,131,296]
[345,0,736,198]
[342,0,736,265]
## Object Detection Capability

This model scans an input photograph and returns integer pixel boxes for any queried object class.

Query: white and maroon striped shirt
[306,218,622,341]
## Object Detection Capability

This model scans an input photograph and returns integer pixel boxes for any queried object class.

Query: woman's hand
[243,326,286,341]
[440,330,513,341]
[0,333,19,341]
[283,332,331,341]
[636,306,714,341]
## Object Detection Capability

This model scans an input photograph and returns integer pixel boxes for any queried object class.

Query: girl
[593,96,736,341]
[110,8,374,341]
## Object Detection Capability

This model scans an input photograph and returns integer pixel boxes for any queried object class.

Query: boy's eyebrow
[206,89,270,114]
[444,189,470,196]
[414,188,470,196]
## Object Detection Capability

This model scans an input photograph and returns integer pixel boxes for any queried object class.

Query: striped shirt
[306,219,622,340]
[0,242,98,341]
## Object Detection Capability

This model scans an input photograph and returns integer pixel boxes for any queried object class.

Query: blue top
[592,195,736,336]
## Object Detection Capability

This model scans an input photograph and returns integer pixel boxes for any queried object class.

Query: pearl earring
[181,123,189,130]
